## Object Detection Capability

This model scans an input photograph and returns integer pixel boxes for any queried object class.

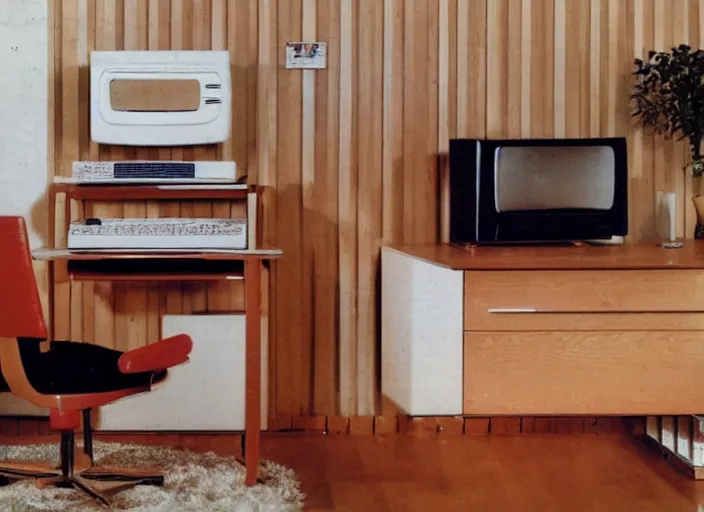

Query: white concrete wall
[0,0,49,246]
[0,0,50,416]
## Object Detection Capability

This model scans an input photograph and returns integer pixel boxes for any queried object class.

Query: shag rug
[0,441,304,511]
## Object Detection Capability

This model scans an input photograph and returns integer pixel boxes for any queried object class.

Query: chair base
[0,463,164,507]
[0,410,164,507]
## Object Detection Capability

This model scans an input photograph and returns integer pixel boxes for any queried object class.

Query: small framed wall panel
[90,50,231,146]
[381,247,464,416]
[285,41,327,69]
[95,314,268,431]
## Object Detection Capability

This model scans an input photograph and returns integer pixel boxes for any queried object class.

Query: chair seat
[2,339,166,395]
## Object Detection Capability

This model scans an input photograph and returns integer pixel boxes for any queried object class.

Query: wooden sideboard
[381,242,704,418]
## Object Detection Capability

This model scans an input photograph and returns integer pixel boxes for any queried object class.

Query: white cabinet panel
[96,314,268,431]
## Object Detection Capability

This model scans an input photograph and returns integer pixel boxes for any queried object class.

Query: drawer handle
[488,308,537,314]
[487,308,703,314]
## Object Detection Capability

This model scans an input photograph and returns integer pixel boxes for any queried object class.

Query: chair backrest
[0,216,47,340]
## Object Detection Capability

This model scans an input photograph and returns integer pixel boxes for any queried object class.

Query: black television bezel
[448,137,629,245]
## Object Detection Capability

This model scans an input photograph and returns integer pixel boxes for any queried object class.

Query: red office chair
[0,216,193,506]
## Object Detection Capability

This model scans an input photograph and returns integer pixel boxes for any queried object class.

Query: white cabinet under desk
[381,242,704,418]
[96,313,269,432]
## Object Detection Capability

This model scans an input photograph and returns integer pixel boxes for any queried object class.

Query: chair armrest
[118,334,193,374]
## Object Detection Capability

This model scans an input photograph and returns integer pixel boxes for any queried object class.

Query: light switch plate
[286,41,326,69]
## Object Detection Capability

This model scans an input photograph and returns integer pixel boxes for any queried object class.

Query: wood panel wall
[49,0,701,429]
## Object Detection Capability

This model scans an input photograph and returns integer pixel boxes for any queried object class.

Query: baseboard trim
[0,415,637,437]
[265,415,634,436]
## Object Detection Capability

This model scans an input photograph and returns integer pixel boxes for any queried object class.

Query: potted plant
[630,43,704,237]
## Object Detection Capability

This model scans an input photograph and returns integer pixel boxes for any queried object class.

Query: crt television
[447,137,628,244]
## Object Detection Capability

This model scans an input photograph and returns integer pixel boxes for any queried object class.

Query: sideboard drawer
[463,331,704,415]
[464,269,704,331]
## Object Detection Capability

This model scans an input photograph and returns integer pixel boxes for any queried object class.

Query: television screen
[493,145,616,212]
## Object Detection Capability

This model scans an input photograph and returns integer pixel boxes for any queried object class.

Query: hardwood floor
[0,432,702,510]
[260,433,704,511]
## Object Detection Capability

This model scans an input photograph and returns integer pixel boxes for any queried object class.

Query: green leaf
[631,44,704,171]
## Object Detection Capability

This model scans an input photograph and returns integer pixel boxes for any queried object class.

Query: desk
[41,182,280,486]
[33,248,280,486]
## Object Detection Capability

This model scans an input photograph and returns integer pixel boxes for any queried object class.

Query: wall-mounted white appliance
[90,50,231,146]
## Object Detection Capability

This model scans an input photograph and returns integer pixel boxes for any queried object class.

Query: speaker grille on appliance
[109,79,201,112]
[113,162,196,179]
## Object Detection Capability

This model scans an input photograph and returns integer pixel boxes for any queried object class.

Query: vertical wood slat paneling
[487,0,509,139]
[79,0,96,345]
[49,1,703,428]
[337,0,358,416]
[380,0,405,417]
[275,0,305,416]
[631,0,656,239]
[438,0,451,245]
[52,0,74,343]
[311,0,340,416]
[147,0,171,344]
[300,0,316,415]
[672,0,688,239]
[205,0,231,314]
[382,0,405,250]
[506,0,523,139]
[257,0,279,417]
[357,0,384,416]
